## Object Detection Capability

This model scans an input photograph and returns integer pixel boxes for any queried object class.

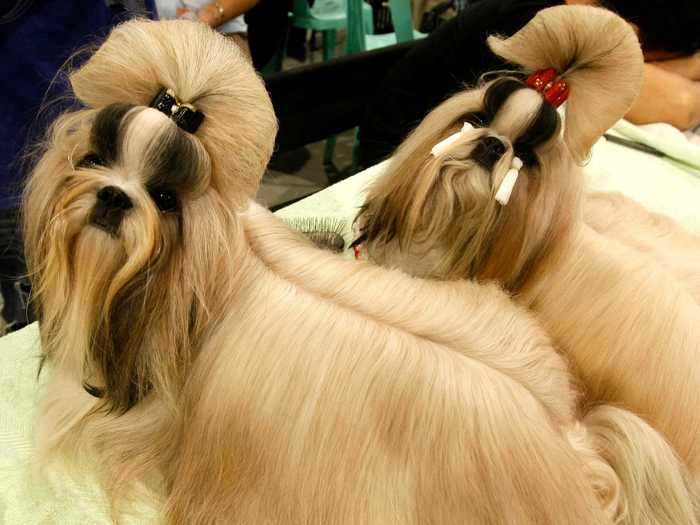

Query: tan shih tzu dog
[584,192,700,304]
[357,4,700,510]
[26,15,700,525]
[23,18,644,525]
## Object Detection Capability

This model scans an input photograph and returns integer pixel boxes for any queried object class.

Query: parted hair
[359,5,643,290]
[358,6,700,524]
[24,20,277,413]
[23,13,698,525]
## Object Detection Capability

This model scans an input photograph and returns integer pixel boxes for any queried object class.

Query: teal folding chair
[291,0,373,175]
[346,0,425,54]
[341,0,426,173]
[292,0,373,60]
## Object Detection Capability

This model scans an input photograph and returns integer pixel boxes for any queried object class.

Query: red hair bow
[526,68,569,108]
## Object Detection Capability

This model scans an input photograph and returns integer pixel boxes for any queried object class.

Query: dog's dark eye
[149,187,178,212]
[78,153,105,169]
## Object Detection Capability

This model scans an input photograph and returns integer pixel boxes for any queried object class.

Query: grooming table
[1,121,698,523]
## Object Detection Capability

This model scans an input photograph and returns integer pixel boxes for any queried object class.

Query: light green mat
[1,120,698,524]
[0,325,160,524]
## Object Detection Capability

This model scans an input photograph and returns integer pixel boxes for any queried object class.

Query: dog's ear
[488,5,643,163]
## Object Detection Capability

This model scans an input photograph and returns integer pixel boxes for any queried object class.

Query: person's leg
[245,0,293,71]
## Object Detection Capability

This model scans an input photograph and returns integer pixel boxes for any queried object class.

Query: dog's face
[358,5,642,290]
[25,104,225,412]
[23,20,277,413]
[359,79,581,290]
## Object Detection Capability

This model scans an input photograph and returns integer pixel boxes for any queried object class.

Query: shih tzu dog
[584,191,700,303]
[356,4,700,512]
[21,18,667,525]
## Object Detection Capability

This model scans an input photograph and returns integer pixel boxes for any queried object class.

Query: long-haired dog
[23,18,659,524]
[358,5,700,520]
[584,191,700,303]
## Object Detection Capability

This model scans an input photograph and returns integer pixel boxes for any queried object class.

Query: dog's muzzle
[90,186,132,236]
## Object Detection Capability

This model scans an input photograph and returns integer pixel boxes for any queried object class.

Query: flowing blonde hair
[360,5,643,290]
[359,5,700,523]
[24,16,677,525]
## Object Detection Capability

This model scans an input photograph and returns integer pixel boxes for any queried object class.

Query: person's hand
[651,52,700,82]
[625,63,700,130]
[197,4,224,28]
[176,7,198,20]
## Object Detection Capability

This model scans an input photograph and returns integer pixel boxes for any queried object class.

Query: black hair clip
[150,88,204,134]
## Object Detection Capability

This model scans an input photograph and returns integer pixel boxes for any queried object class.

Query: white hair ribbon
[495,156,523,206]
[431,122,474,156]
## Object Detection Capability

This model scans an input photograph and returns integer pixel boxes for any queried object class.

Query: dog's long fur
[22,18,648,524]
[358,5,700,523]
[584,192,700,303]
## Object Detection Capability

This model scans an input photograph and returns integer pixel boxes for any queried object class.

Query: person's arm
[625,63,700,130]
[196,0,260,28]
[651,53,700,82]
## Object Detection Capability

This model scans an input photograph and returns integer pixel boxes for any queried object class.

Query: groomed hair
[358,6,700,524]
[359,5,643,289]
[24,14,699,525]
[67,19,277,207]
[24,19,278,413]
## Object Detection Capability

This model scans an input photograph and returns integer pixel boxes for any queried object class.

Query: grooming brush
[284,217,348,253]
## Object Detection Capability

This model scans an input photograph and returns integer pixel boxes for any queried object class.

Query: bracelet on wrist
[212,2,225,26]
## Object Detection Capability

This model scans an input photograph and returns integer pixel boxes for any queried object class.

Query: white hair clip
[495,156,523,206]
[431,122,474,156]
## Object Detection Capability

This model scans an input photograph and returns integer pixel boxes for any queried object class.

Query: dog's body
[357,6,700,520]
[584,192,700,303]
[364,177,700,480]
[35,201,617,524]
[521,212,700,474]
[24,18,643,524]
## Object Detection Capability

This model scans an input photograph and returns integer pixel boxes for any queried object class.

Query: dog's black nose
[96,186,132,210]
[91,186,132,235]
[471,136,507,171]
